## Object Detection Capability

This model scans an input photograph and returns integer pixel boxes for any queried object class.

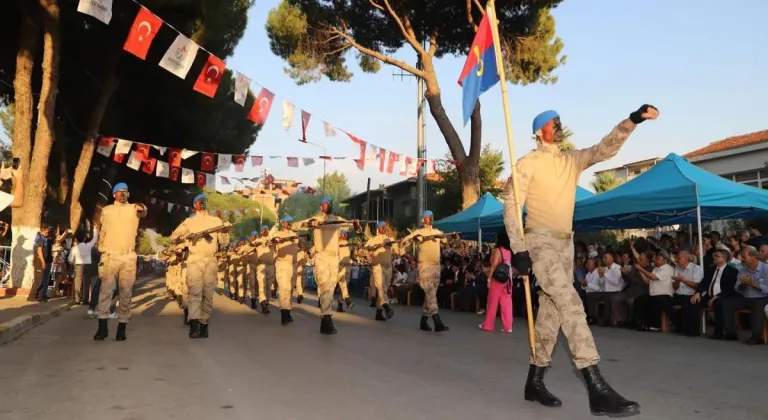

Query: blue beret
[261,224,270,230]
[421,210,433,219]
[320,196,332,205]
[376,221,387,228]
[281,215,294,222]
[250,230,259,236]
[532,110,559,134]
[112,182,128,194]
[193,193,206,204]
[240,236,247,241]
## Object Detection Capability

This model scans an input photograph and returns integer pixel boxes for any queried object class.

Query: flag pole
[486,0,536,360]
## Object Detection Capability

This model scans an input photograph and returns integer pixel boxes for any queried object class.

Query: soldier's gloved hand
[629,104,659,124]
[511,251,532,275]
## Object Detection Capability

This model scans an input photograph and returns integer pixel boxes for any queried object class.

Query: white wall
[692,149,768,177]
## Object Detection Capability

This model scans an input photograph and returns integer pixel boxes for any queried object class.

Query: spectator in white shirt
[634,252,675,332]
[583,258,609,326]
[68,229,99,305]
[601,252,627,326]
[670,250,704,335]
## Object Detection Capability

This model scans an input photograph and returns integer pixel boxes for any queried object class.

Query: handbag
[492,262,511,283]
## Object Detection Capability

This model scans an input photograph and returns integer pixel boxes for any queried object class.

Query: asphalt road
[0,277,765,420]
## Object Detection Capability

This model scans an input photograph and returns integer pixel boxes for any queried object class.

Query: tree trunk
[457,164,481,209]
[13,0,60,289]
[57,138,68,204]
[9,2,41,289]
[69,55,119,231]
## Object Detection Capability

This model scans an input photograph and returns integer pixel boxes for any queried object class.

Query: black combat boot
[524,365,562,408]
[297,295,304,304]
[581,365,640,417]
[189,319,201,339]
[115,322,127,341]
[320,315,337,335]
[93,319,108,341]
[432,314,449,332]
[383,303,395,319]
[250,300,258,310]
[420,316,432,332]
[261,301,271,314]
[369,297,376,307]
[271,290,277,299]
[336,300,345,313]
[375,309,386,321]
[345,297,355,311]
[183,308,189,325]
[281,309,291,325]
[199,323,209,338]
[287,310,294,323]
[237,297,245,304]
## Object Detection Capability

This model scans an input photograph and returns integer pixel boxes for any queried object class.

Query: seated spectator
[455,263,481,312]
[474,261,489,314]
[584,258,607,325]
[670,250,703,336]
[721,246,768,344]
[602,251,627,326]
[688,248,738,339]
[634,252,675,332]
[619,250,648,329]
[437,261,460,308]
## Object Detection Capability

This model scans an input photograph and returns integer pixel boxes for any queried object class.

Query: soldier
[93,182,147,341]
[364,221,397,321]
[170,194,230,338]
[504,106,658,417]
[227,243,239,300]
[245,230,260,310]
[294,241,308,304]
[255,225,276,313]
[401,210,456,332]
[216,245,228,295]
[271,215,301,325]
[234,237,248,303]
[295,196,360,334]
[336,230,355,312]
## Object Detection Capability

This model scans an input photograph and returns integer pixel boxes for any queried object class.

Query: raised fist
[629,105,659,124]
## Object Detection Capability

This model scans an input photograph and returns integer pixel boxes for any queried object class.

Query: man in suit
[687,248,738,339]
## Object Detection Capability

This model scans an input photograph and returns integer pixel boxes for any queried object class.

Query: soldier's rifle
[401,232,458,245]
[270,231,310,245]
[171,223,233,246]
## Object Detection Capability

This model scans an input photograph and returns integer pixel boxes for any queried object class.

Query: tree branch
[381,0,426,55]
[428,28,438,55]
[465,0,476,29]
[473,0,485,15]
[369,0,385,12]
[330,23,425,78]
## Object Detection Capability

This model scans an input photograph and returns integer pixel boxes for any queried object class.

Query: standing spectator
[479,232,513,332]
[27,224,51,302]
[474,261,489,315]
[49,229,71,297]
[69,229,99,305]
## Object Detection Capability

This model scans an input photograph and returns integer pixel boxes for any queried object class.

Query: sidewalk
[0,296,73,346]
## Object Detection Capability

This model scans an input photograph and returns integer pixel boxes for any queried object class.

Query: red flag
[415,158,426,175]
[400,157,412,176]
[201,153,215,171]
[196,172,207,187]
[247,88,275,125]
[299,110,311,143]
[287,157,299,168]
[168,148,182,167]
[319,156,332,160]
[378,148,387,172]
[135,143,150,162]
[345,132,366,169]
[123,7,162,60]
[169,167,180,181]
[233,155,246,172]
[193,55,225,98]
[354,158,364,171]
[141,157,157,174]
[251,156,263,166]
[386,152,399,174]
[114,153,126,163]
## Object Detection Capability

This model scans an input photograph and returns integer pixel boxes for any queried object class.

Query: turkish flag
[114,153,126,163]
[233,155,246,172]
[123,7,162,60]
[169,167,180,181]
[386,152,399,174]
[247,88,274,125]
[135,143,150,162]
[141,157,157,174]
[193,54,226,98]
[196,172,207,187]
[201,152,215,171]
[168,148,182,167]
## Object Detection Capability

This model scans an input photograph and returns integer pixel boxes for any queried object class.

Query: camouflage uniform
[273,230,300,310]
[255,237,276,306]
[337,239,352,301]
[402,226,446,316]
[365,233,398,309]
[294,247,307,299]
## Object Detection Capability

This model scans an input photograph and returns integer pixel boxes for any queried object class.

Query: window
[734,171,758,183]
[403,201,411,217]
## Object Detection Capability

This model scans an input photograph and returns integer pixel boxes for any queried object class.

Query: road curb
[0,302,73,346]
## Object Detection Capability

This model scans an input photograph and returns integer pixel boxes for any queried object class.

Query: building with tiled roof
[685,129,768,189]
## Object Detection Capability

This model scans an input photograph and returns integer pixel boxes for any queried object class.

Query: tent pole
[695,185,705,263]
[478,227,482,256]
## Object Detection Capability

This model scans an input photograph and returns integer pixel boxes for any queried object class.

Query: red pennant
[387,152,399,174]
[201,153,215,171]
[319,156,332,160]
[135,143,150,162]
[168,148,182,167]
[141,157,157,174]
[233,155,246,172]
[114,153,126,163]
[299,110,311,143]
[415,159,426,174]
[354,159,364,171]
[169,167,180,181]
[196,172,207,187]
[345,132,367,169]
[400,157,412,176]
[378,148,387,172]
[193,55,226,98]
[251,156,263,166]
[123,7,163,60]
[287,157,299,168]
[247,88,275,125]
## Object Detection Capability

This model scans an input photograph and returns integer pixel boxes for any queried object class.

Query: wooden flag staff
[486,0,537,360]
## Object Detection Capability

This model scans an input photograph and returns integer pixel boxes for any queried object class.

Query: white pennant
[96,139,115,157]
[282,100,295,130]
[234,72,250,106]
[158,34,200,79]
[126,151,142,170]
[181,150,198,160]
[181,168,194,184]
[217,154,232,171]
[323,121,337,137]
[114,139,133,155]
[152,145,167,155]
[77,0,113,24]
[206,173,216,190]
[167,203,174,213]
[155,161,170,178]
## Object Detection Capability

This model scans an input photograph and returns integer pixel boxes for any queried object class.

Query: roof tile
[684,129,768,158]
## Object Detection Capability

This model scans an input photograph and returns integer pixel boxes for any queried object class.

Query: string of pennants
[144,193,255,220]
[77,0,459,178]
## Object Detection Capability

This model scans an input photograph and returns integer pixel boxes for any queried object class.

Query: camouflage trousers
[337,264,351,300]
[180,264,188,308]
[236,263,247,298]
[217,268,226,293]
[528,232,599,369]
[274,262,295,309]
[96,253,137,323]
[315,254,340,316]
[185,255,217,324]
[293,266,304,297]
[227,265,237,297]
[257,264,276,304]
[418,263,440,316]
[372,263,392,309]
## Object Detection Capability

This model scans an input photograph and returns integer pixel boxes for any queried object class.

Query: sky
[7,0,768,197]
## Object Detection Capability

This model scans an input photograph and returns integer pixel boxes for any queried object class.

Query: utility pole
[393,46,428,223]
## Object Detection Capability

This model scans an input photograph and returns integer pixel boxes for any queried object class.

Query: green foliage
[136,232,154,255]
[574,230,624,248]
[430,144,505,219]
[317,170,351,215]
[155,235,170,248]
[0,103,13,141]
[592,172,624,193]
[265,1,566,86]
[279,193,322,220]
[204,189,276,239]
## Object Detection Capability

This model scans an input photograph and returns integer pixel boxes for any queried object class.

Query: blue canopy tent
[477,186,595,231]
[433,193,501,244]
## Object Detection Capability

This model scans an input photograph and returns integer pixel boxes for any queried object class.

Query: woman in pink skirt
[479,231,513,332]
